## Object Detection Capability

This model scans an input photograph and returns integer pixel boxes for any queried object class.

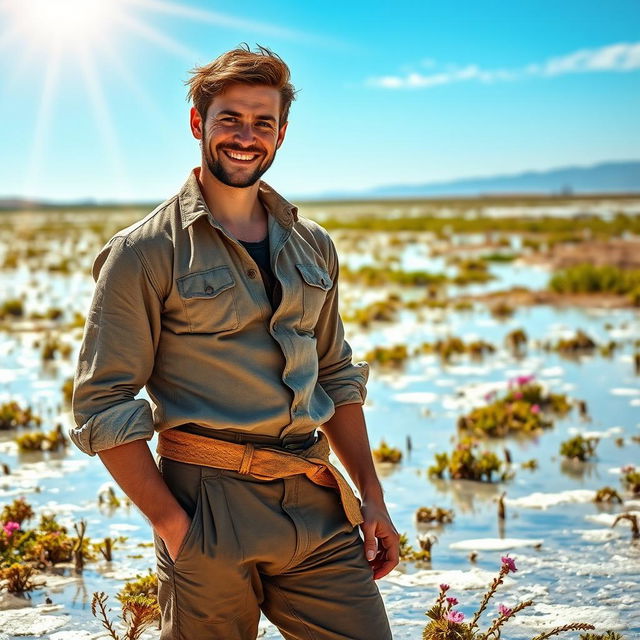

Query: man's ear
[276,121,288,150]
[190,107,203,140]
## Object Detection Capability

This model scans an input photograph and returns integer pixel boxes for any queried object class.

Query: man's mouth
[222,149,261,164]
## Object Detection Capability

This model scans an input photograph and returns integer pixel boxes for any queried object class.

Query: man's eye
[257,121,273,128]
[221,117,237,123]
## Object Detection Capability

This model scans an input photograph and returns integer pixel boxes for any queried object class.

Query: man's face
[196,83,287,189]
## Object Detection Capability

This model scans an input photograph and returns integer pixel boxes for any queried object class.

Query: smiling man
[71,44,397,640]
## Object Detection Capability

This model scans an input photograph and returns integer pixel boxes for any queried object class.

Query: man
[71,44,398,640]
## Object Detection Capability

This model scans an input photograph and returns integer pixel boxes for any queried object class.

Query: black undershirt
[239,235,281,311]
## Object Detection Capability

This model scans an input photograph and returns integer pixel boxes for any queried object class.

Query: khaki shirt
[70,169,369,456]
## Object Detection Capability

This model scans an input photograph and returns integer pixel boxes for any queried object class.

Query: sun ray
[0,35,43,98]
[96,36,171,128]
[114,10,202,62]
[23,40,63,197]
[125,0,306,41]
[77,42,132,200]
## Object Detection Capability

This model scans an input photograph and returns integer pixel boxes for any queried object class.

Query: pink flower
[501,554,517,573]
[513,391,523,400]
[439,583,450,592]
[621,465,635,474]
[446,596,458,606]
[483,390,496,402]
[2,521,20,537]
[446,610,465,623]
[530,404,540,414]
[498,604,513,617]
[516,374,535,386]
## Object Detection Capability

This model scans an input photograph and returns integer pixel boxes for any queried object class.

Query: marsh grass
[458,378,570,438]
[15,424,67,452]
[593,487,623,503]
[559,435,599,462]
[372,440,403,464]
[429,439,505,482]
[549,263,640,304]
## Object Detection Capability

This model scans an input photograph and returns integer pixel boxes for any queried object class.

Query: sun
[5,0,120,50]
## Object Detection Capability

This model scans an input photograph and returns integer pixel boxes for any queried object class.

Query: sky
[0,0,639,202]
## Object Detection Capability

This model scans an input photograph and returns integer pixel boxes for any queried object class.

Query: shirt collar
[178,168,298,230]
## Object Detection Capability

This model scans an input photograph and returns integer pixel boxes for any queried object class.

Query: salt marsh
[0,196,639,639]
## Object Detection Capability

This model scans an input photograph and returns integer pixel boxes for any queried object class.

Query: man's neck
[195,165,264,229]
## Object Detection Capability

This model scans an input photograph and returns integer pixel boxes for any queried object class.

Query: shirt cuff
[319,360,369,407]
[69,400,155,456]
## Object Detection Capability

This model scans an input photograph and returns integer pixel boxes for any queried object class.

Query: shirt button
[247,268,257,279]
[205,286,214,295]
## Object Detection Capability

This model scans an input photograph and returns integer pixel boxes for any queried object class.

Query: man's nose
[234,122,255,145]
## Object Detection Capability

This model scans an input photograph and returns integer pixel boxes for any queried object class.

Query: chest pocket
[176,266,239,334]
[296,263,333,332]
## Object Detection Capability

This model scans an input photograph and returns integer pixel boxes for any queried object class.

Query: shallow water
[0,209,639,639]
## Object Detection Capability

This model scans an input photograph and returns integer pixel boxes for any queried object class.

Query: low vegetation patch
[559,435,599,462]
[458,375,570,438]
[372,440,402,464]
[620,465,640,494]
[415,506,454,524]
[549,263,640,305]
[423,555,596,640]
[594,487,623,503]
[0,401,42,430]
[428,439,505,483]
[419,336,496,362]
[399,533,434,564]
[364,345,409,366]
[15,424,67,452]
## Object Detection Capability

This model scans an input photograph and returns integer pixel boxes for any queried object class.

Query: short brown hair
[185,44,297,125]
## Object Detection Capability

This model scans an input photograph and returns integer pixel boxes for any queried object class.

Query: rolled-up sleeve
[315,236,369,408]
[70,235,162,456]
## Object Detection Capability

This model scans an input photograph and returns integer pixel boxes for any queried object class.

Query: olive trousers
[153,433,393,640]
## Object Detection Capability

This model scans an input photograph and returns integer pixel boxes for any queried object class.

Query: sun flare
[6,0,119,49]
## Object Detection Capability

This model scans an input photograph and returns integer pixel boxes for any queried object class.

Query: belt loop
[239,442,255,475]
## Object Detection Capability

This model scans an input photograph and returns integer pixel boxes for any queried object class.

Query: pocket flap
[177,266,235,299]
[296,263,333,291]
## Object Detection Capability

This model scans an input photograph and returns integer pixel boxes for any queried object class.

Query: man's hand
[97,439,195,564]
[360,501,400,580]
[154,508,192,563]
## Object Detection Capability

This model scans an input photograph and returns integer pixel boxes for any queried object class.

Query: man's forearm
[319,402,384,503]
[97,439,185,537]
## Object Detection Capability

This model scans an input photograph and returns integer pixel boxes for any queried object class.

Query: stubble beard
[202,124,277,189]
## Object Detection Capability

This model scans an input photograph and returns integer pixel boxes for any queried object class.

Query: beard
[202,125,277,188]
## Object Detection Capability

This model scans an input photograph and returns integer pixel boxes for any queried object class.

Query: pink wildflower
[2,521,19,537]
[498,604,513,617]
[621,465,635,474]
[513,391,523,400]
[446,596,458,606]
[516,374,535,386]
[439,583,450,592]
[530,404,540,414]
[446,610,465,623]
[501,554,517,573]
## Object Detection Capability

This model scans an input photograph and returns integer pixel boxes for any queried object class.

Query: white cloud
[368,41,640,89]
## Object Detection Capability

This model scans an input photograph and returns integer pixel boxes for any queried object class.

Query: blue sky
[0,0,639,202]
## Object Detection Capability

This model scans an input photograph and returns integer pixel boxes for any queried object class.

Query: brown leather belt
[157,427,363,527]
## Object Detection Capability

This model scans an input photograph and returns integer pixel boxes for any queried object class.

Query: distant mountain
[307,160,640,200]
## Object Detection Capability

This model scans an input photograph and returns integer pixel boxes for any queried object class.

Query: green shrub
[429,439,504,482]
[559,435,598,461]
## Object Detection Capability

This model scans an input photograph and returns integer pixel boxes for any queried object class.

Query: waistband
[157,427,363,527]
[174,423,317,452]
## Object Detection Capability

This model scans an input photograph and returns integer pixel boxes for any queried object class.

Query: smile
[222,149,261,163]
